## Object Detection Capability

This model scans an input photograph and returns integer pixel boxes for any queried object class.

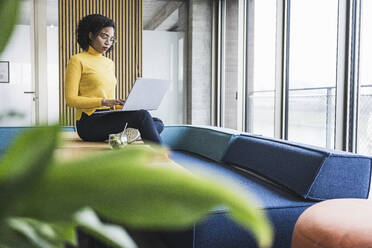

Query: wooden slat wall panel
[58,0,142,126]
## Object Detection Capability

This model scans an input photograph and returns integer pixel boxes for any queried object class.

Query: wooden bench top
[56,131,190,174]
[56,131,145,161]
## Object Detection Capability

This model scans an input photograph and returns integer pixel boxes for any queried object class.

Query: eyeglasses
[98,33,116,44]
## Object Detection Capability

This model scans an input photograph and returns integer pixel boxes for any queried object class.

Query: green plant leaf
[49,222,76,247]
[6,210,137,248]
[4,218,77,248]
[18,146,273,247]
[6,218,63,248]
[7,218,80,248]
[75,208,137,248]
[3,214,136,248]
[0,0,20,54]
[0,221,41,248]
[0,125,60,218]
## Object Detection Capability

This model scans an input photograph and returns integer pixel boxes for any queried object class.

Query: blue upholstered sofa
[1,125,371,248]
[0,126,76,157]
[159,125,372,248]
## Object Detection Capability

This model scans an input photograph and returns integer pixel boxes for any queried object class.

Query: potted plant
[0,1,273,247]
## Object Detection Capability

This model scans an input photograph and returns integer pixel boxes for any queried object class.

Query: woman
[65,14,163,144]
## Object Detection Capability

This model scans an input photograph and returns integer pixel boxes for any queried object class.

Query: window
[238,0,372,153]
[246,0,277,137]
[357,0,372,155]
[287,0,338,148]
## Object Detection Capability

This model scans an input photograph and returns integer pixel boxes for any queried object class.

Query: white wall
[0,25,59,126]
[0,25,34,126]
[142,30,184,125]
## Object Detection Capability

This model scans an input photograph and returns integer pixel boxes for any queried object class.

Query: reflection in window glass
[357,0,372,155]
[246,0,276,137]
[287,0,338,148]
[142,2,186,124]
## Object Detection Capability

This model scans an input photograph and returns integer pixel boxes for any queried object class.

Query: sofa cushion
[171,151,314,210]
[222,135,372,200]
[171,151,314,248]
[161,125,239,162]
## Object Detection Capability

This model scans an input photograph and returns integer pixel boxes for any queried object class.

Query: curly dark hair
[77,14,116,51]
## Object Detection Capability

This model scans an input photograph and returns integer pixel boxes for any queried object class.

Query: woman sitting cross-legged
[65,14,164,144]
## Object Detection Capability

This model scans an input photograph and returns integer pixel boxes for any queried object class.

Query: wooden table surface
[56,131,154,161]
[56,131,191,174]
[57,132,143,160]
[55,132,108,161]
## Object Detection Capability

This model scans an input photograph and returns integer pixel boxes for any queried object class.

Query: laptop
[97,77,170,113]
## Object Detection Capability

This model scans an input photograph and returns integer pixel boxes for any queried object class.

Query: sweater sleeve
[65,56,103,108]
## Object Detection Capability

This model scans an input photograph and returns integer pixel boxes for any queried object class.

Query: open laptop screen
[122,78,170,111]
[96,78,170,113]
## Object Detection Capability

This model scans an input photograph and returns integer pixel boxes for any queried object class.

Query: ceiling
[18,0,184,32]
[143,0,185,31]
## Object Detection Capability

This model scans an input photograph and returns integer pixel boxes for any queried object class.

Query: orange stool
[291,198,372,248]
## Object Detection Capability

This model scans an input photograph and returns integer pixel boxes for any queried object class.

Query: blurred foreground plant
[0,125,273,248]
[0,0,20,54]
[0,0,272,247]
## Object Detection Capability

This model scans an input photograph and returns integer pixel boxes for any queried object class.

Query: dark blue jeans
[76,109,163,144]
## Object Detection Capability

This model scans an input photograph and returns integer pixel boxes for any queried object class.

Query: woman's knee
[152,117,164,134]
[131,110,152,127]
[136,109,151,118]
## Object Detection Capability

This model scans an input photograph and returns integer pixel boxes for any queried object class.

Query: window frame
[241,0,362,152]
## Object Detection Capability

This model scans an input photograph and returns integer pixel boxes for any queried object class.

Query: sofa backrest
[222,134,372,200]
[0,127,28,157]
[0,126,76,158]
[161,125,239,162]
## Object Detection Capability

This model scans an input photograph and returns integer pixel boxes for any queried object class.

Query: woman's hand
[101,98,125,108]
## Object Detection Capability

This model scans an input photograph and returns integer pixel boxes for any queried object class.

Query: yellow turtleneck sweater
[65,46,117,120]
